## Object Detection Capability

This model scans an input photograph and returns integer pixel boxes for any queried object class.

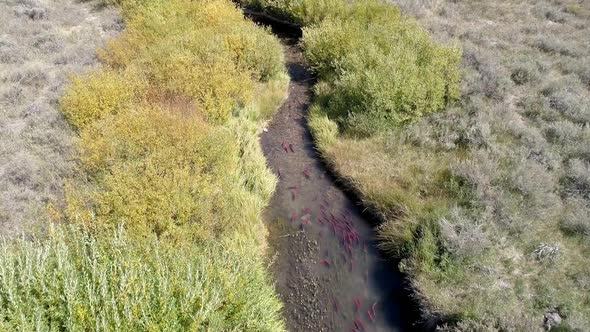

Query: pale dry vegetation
[0,0,121,236]
[309,0,590,330]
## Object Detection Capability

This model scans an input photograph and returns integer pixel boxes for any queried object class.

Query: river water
[257,17,419,332]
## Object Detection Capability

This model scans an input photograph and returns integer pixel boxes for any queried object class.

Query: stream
[255,13,419,332]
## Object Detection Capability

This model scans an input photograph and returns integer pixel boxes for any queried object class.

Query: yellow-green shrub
[64,0,288,241]
[67,106,242,242]
[49,0,289,330]
[148,46,253,123]
[240,0,461,134]
[98,0,285,123]
[60,68,145,129]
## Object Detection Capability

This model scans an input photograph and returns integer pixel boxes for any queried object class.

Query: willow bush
[241,0,461,135]
[0,226,284,331]
[303,4,460,135]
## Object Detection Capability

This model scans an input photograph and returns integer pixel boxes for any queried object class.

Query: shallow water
[259,24,417,331]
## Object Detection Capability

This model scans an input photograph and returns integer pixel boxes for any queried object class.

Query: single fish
[354,319,367,331]
[303,169,311,178]
[320,259,331,267]
[354,297,361,312]
[301,214,311,225]
[281,142,289,153]
[289,143,295,153]
[369,302,377,322]
[332,296,340,313]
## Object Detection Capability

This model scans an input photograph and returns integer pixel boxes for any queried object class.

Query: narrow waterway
[256,15,419,332]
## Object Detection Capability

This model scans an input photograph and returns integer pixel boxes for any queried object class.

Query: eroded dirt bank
[259,24,419,332]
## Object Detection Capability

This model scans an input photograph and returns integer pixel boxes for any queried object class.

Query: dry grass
[0,0,121,236]
[310,0,590,330]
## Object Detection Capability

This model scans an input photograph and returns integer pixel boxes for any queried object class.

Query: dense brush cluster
[303,5,460,135]
[0,225,282,330]
[0,0,288,329]
[243,0,590,330]
[244,0,461,135]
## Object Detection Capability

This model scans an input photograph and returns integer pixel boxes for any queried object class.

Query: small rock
[543,310,562,330]
[26,7,47,20]
[15,6,47,20]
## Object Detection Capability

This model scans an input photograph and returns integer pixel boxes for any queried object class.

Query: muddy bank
[256,16,423,332]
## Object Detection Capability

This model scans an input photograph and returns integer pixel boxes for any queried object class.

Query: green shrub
[239,0,347,24]
[60,68,146,129]
[0,225,284,331]
[303,5,461,135]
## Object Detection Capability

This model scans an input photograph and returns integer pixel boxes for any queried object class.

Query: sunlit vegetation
[242,0,590,330]
[243,0,461,134]
[0,225,283,330]
[0,0,288,329]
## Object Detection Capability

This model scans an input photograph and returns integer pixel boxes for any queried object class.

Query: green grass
[0,0,289,330]
[0,225,284,331]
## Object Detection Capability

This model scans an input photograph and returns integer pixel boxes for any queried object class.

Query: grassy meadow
[242,0,590,330]
[0,0,289,329]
